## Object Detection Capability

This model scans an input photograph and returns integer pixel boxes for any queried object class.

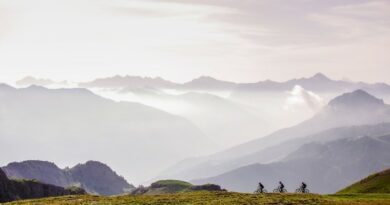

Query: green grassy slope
[144,180,193,194]
[337,169,390,194]
[4,191,390,205]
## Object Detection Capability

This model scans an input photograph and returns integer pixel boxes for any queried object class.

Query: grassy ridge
[337,169,390,194]
[4,191,390,205]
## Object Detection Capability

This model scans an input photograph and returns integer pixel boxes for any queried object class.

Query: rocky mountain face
[0,168,85,203]
[2,161,133,195]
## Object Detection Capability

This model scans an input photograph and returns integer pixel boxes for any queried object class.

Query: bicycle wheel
[304,188,310,193]
[273,188,279,193]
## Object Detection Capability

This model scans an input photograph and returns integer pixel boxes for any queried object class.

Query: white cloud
[284,85,325,112]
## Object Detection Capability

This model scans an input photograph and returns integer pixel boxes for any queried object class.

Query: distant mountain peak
[328,89,385,108]
[192,76,219,82]
[310,73,331,81]
[0,83,16,91]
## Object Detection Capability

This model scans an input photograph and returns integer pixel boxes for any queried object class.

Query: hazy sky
[0,0,389,84]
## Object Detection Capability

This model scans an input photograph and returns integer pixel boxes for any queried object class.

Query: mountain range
[76,73,390,96]
[158,90,390,193]
[193,134,390,194]
[2,161,133,195]
[0,84,214,183]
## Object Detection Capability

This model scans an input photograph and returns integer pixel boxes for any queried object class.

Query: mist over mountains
[2,74,390,193]
[158,90,390,193]
[0,84,214,183]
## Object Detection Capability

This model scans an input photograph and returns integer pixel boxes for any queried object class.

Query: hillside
[193,134,390,194]
[0,85,214,183]
[337,168,390,194]
[4,191,390,205]
[160,90,390,181]
[131,180,224,195]
[0,169,85,203]
[2,160,133,195]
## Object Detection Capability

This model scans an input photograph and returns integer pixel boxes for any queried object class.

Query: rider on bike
[259,182,264,192]
[302,182,307,190]
[279,181,285,191]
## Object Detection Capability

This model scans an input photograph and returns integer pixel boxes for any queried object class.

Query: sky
[0,0,389,84]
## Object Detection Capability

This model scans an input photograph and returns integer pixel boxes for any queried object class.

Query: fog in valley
[1,0,390,195]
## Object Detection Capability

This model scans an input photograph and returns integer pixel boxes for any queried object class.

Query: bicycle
[254,188,268,194]
[295,187,310,193]
[273,186,287,193]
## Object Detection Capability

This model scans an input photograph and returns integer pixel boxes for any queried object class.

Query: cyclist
[279,181,285,192]
[259,182,264,192]
[302,182,307,190]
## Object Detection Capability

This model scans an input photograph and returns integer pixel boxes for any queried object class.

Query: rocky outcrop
[0,169,85,203]
[3,160,134,196]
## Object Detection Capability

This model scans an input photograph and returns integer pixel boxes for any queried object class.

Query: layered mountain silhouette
[76,73,390,96]
[0,168,85,203]
[116,89,270,147]
[2,161,133,195]
[232,73,390,95]
[193,134,390,194]
[181,76,237,91]
[0,85,214,183]
[79,75,178,89]
[16,76,68,87]
[159,90,390,189]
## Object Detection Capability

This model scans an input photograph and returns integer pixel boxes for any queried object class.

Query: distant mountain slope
[194,134,390,194]
[79,75,178,89]
[223,90,390,159]
[181,76,237,91]
[337,168,390,194]
[231,73,390,95]
[77,73,390,96]
[159,123,390,181]
[117,89,270,148]
[0,85,213,183]
[0,168,85,203]
[2,161,133,196]
[160,90,390,181]
[16,76,68,87]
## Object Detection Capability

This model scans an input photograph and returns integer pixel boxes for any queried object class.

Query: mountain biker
[302,182,307,190]
[259,182,264,192]
[279,181,284,192]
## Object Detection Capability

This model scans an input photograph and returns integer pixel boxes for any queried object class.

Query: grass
[4,191,390,205]
[337,169,390,194]
[151,180,193,188]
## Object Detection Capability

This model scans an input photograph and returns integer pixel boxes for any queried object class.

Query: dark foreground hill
[2,160,133,195]
[337,168,390,194]
[0,169,85,203]
[4,191,390,205]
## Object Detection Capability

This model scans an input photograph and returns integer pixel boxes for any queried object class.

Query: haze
[0,0,390,84]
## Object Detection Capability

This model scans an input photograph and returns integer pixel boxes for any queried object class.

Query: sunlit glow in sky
[0,0,389,83]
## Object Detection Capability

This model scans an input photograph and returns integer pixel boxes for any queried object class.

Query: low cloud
[284,85,325,112]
